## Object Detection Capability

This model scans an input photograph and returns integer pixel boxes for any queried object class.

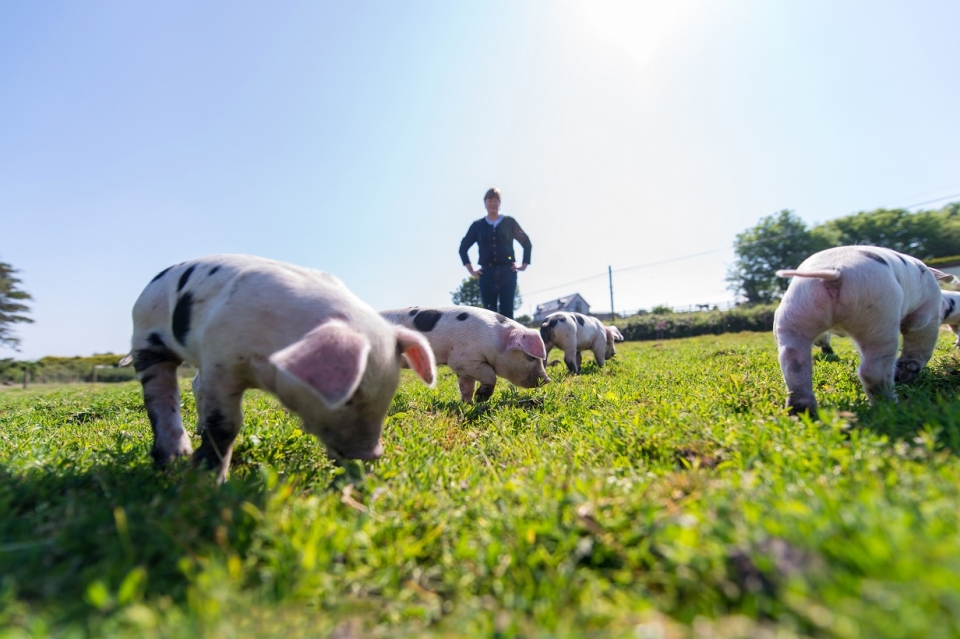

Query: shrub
[618,304,776,341]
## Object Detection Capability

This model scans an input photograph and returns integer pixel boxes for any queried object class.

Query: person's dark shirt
[459,216,532,267]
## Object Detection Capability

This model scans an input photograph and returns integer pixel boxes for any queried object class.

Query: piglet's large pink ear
[395,326,437,387]
[507,330,546,359]
[269,321,371,409]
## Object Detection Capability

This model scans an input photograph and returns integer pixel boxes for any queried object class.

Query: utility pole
[608,266,615,320]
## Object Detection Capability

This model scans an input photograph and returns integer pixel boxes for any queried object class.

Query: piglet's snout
[532,372,551,387]
[338,440,384,461]
[358,440,385,460]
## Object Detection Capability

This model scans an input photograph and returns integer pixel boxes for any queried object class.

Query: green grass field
[3,331,960,637]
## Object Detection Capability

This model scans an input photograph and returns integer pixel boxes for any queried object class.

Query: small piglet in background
[539,312,624,374]
[380,306,550,402]
[941,290,960,347]
[774,246,951,417]
[126,254,436,482]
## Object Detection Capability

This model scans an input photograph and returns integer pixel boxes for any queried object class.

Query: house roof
[534,293,589,313]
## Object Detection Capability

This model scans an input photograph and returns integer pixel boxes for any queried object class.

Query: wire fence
[0,365,197,387]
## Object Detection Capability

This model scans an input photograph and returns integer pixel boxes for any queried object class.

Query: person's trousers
[479,265,517,319]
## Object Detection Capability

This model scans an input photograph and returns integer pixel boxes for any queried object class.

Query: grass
[2,331,960,637]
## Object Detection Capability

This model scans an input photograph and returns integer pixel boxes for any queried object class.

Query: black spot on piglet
[575,314,585,326]
[172,292,194,346]
[413,309,443,332]
[457,312,469,321]
[178,265,197,291]
[858,250,887,266]
[150,266,172,284]
[540,324,553,342]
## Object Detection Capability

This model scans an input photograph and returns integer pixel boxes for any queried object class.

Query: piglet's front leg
[451,358,498,403]
[457,375,477,403]
[192,374,246,484]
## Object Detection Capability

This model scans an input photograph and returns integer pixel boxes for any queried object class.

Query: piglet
[381,306,550,402]
[127,254,436,482]
[941,290,960,347]
[539,312,624,374]
[774,246,950,417]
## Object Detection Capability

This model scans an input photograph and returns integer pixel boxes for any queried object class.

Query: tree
[450,277,523,312]
[0,259,33,350]
[451,277,482,307]
[728,201,960,306]
[726,210,829,305]
[816,204,960,259]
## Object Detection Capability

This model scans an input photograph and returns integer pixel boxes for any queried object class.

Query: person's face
[484,197,500,216]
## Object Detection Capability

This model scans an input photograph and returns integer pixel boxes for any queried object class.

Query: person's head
[484,187,501,216]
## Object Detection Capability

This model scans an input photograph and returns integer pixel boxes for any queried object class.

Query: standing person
[458,187,532,319]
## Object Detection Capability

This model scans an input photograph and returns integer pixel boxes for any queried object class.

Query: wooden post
[608,266,615,320]
[22,369,29,389]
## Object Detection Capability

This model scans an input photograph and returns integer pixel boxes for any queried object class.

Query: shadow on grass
[424,389,547,423]
[813,352,842,364]
[852,364,960,453]
[0,445,291,624]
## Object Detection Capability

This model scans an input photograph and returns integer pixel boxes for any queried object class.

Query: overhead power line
[524,192,960,299]
[525,231,799,297]
[898,191,960,210]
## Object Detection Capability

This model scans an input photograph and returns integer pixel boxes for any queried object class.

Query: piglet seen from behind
[774,246,950,418]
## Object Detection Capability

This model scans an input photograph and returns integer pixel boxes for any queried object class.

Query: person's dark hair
[483,188,501,202]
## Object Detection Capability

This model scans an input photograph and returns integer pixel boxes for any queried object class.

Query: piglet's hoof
[894,360,921,383]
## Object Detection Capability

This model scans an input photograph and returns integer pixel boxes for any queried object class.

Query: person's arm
[512,219,531,271]
[459,222,482,278]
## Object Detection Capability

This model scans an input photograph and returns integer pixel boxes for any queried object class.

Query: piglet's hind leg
[133,342,192,465]
[854,333,899,403]
[896,321,940,384]
[777,335,817,417]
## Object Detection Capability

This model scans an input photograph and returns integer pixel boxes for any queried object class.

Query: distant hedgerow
[618,304,776,341]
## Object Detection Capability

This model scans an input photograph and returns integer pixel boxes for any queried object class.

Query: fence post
[23,369,29,389]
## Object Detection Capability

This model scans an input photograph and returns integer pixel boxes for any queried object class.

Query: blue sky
[3,1,960,359]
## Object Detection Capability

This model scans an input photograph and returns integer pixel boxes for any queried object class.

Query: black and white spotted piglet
[941,290,960,347]
[539,311,624,374]
[380,306,550,402]
[774,246,951,417]
[127,254,436,482]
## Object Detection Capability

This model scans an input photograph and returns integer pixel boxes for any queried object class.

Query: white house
[533,293,591,323]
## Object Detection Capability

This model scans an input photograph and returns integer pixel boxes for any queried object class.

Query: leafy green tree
[0,259,33,350]
[450,277,522,312]
[817,204,960,259]
[451,277,482,307]
[727,210,830,305]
